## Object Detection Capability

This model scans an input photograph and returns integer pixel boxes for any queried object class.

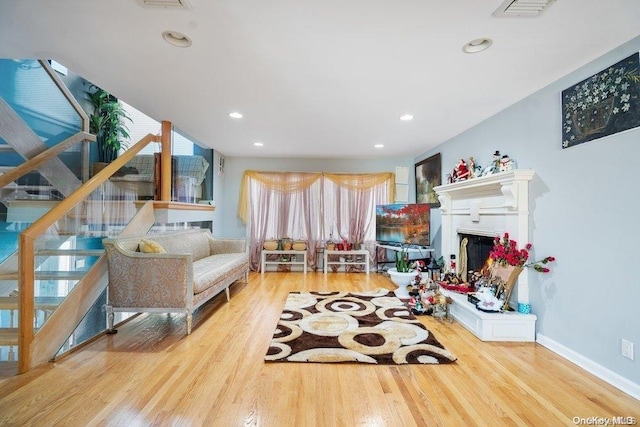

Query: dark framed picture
[415,153,441,206]
[562,52,640,149]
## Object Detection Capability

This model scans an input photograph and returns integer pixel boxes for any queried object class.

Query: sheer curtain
[239,171,394,271]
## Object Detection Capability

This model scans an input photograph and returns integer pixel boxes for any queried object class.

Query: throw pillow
[139,239,166,254]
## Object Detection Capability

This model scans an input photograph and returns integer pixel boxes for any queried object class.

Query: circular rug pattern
[271,320,303,343]
[392,344,457,364]
[338,327,401,355]
[279,308,310,322]
[299,312,359,337]
[264,342,292,361]
[285,293,318,309]
[370,296,404,307]
[287,348,377,363]
[375,320,429,345]
[316,296,376,317]
[375,305,419,324]
[265,290,457,365]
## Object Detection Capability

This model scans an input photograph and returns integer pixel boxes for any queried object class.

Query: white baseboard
[537,334,640,401]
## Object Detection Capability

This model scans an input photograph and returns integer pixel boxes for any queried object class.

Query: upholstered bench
[103,229,249,334]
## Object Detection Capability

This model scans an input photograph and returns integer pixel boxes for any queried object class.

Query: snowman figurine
[499,154,516,172]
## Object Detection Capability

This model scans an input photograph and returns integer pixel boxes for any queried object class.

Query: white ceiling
[1,0,639,159]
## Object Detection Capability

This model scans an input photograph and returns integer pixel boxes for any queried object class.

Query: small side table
[261,250,307,273]
[323,249,370,274]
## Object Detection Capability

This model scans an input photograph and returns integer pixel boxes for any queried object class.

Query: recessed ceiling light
[253,142,264,147]
[374,144,384,148]
[400,114,414,121]
[162,30,192,48]
[462,38,493,54]
[229,112,243,119]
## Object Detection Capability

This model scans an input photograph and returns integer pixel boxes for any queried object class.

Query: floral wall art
[562,52,640,148]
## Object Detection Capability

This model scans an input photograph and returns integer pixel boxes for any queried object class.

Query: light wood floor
[0,272,638,426]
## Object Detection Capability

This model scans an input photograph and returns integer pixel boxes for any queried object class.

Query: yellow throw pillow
[139,238,166,254]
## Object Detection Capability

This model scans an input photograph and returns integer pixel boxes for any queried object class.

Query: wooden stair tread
[0,328,18,346]
[0,296,63,310]
[0,271,89,280]
[35,249,104,256]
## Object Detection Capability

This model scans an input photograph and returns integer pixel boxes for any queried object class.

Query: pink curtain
[245,172,391,271]
[323,179,390,271]
[247,174,322,271]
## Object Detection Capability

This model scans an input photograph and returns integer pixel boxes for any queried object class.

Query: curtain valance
[238,170,395,223]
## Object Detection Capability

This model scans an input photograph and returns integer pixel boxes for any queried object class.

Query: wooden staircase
[0,236,105,350]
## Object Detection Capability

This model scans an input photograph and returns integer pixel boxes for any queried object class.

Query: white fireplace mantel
[434,169,537,341]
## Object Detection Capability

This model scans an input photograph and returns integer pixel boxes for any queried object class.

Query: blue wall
[415,36,640,390]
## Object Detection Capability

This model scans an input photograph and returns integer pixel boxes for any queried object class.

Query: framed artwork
[562,52,640,149]
[415,153,441,206]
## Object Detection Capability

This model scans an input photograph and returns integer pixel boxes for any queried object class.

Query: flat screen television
[375,203,430,247]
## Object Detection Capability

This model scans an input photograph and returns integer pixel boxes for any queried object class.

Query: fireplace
[434,170,537,341]
[458,232,494,275]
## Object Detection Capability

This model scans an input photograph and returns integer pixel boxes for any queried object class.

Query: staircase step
[0,271,89,280]
[35,249,104,257]
[0,296,64,310]
[0,328,18,346]
[3,199,61,222]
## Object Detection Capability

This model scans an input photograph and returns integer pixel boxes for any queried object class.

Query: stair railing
[0,131,95,189]
[18,133,159,373]
[39,59,93,181]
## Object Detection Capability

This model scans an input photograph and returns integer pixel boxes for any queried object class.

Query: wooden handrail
[40,60,93,181]
[18,133,159,373]
[21,133,159,238]
[0,131,95,189]
[39,60,90,133]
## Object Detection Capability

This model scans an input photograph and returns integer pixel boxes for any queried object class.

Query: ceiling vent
[493,0,556,17]
[138,0,190,9]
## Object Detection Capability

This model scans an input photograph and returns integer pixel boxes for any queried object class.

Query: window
[240,171,394,270]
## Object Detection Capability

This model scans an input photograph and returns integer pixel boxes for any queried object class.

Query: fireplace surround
[434,169,537,341]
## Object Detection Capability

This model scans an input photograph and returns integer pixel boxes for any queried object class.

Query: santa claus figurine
[455,159,470,181]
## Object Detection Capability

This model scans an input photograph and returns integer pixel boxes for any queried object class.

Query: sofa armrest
[208,237,247,255]
[103,241,193,308]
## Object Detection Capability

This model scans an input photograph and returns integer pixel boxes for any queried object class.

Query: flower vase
[490,264,523,310]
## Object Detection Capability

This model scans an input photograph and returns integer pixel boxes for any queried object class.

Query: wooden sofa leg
[106,305,117,334]
[186,312,193,335]
[225,287,230,302]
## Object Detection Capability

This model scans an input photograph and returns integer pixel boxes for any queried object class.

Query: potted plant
[86,85,132,167]
[387,245,417,298]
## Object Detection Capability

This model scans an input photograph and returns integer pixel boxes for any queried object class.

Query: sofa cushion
[147,231,211,261]
[192,253,249,294]
[139,239,166,253]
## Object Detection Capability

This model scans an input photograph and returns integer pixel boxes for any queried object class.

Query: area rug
[264,288,457,365]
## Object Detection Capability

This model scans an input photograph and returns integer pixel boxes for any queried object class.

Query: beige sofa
[103,229,249,334]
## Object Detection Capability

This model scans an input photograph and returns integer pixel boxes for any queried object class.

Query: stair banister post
[17,234,35,374]
[161,120,172,202]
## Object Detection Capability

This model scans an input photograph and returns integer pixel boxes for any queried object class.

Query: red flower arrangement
[490,232,555,273]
